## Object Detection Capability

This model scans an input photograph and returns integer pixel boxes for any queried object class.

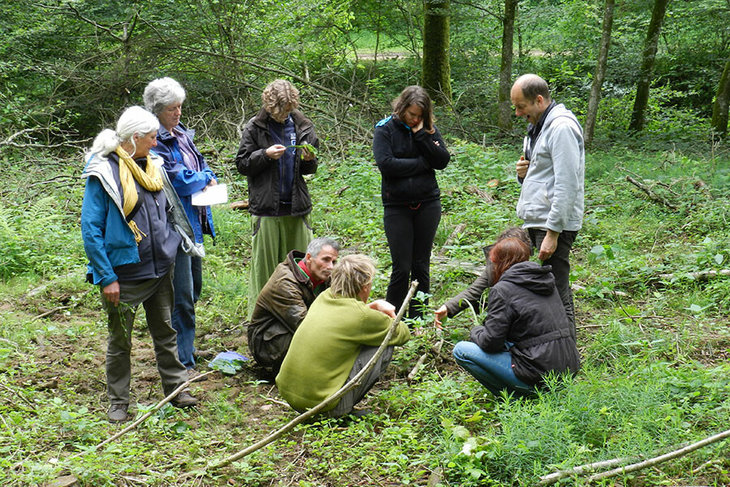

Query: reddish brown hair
[489,237,531,282]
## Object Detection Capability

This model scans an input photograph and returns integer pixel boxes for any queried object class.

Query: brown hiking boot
[171,390,198,408]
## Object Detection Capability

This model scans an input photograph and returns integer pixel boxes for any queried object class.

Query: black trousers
[383,199,441,318]
[529,228,578,331]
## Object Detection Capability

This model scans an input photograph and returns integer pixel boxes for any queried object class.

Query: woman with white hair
[81,106,198,423]
[143,77,217,379]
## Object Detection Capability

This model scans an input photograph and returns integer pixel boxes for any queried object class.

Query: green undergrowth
[1,139,729,485]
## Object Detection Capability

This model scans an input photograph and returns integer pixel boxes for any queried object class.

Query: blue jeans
[453,341,534,397]
[172,250,203,369]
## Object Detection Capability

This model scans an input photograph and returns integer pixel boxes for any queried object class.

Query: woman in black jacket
[373,86,450,318]
[453,237,580,397]
[234,79,319,317]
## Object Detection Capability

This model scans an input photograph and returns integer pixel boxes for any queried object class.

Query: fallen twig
[32,306,71,321]
[586,427,730,482]
[71,370,216,458]
[625,175,679,211]
[437,223,467,257]
[537,457,632,485]
[658,269,730,282]
[407,332,444,382]
[209,281,419,471]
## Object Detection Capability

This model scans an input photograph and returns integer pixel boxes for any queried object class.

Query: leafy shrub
[0,197,84,279]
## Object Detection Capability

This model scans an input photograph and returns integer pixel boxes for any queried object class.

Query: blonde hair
[262,79,300,121]
[330,254,376,299]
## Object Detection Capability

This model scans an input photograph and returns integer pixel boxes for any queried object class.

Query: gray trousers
[327,345,395,417]
[102,270,188,404]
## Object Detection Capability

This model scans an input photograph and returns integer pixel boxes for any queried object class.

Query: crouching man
[276,254,411,417]
[248,237,340,379]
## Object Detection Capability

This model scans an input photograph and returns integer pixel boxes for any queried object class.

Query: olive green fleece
[276,288,410,411]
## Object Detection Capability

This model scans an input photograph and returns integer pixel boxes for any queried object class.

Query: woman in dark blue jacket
[373,86,450,318]
[144,78,217,379]
[453,237,580,397]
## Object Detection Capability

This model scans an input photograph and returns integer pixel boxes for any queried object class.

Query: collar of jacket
[285,250,312,287]
[157,122,194,142]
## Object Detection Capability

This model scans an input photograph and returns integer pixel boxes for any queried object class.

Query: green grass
[1,138,729,486]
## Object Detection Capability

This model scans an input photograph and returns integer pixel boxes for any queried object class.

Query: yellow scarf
[115,146,164,243]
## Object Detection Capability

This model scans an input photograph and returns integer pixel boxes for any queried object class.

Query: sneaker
[187,368,208,382]
[171,390,199,408]
[107,403,129,423]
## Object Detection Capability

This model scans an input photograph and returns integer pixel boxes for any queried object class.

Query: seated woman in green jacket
[276,254,411,417]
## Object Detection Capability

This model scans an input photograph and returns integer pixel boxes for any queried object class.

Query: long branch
[586,427,730,482]
[173,46,367,109]
[537,457,632,485]
[209,280,419,470]
[71,370,216,458]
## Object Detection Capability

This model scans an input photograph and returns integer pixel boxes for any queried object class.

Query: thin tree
[584,0,615,147]
[629,0,670,132]
[711,58,730,135]
[497,0,519,132]
[422,0,452,105]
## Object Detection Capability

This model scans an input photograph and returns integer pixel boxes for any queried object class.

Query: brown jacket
[234,108,318,217]
[247,250,327,372]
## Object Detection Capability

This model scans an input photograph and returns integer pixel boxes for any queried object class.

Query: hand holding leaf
[286,143,318,160]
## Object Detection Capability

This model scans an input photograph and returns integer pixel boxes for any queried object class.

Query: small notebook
[191,183,228,206]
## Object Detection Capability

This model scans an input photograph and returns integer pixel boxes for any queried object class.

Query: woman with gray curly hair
[81,106,198,422]
[234,79,320,317]
[143,77,218,380]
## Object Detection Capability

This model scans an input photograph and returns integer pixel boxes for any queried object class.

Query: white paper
[191,183,228,206]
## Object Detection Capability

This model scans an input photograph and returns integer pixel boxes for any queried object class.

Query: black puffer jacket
[234,108,318,217]
[470,261,580,385]
[372,116,450,206]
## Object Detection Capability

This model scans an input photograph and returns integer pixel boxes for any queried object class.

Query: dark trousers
[383,199,441,318]
[103,270,188,404]
[529,228,578,331]
[328,346,395,417]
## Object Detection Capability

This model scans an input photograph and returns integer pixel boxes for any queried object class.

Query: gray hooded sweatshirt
[516,103,585,233]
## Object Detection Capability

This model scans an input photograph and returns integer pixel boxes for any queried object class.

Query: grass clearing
[1,139,729,485]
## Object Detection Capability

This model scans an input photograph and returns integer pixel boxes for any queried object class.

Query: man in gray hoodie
[510,74,585,330]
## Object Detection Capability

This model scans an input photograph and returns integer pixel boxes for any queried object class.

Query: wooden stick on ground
[625,175,679,210]
[537,457,632,485]
[209,280,419,471]
[407,332,444,382]
[71,370,216,458]
[586,427,730,482]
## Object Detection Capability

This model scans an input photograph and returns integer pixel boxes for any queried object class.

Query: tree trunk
[584,0,615,147]
[497,0,519,132]
[711,58,730,135]
[422,0,452,105]
[629,0,670,132]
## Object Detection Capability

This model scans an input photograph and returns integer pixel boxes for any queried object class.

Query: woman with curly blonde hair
[235,79,320,317]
